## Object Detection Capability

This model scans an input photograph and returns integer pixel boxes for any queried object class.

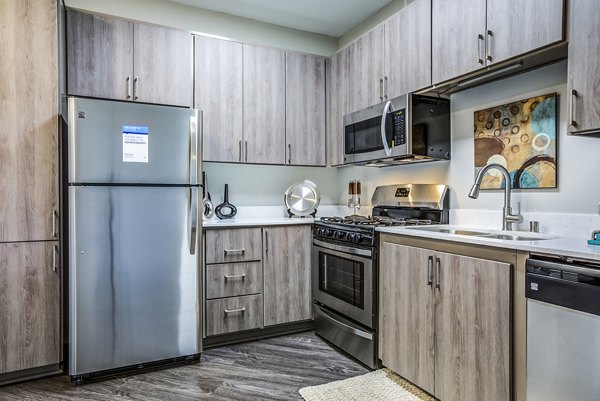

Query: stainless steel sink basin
[405,227,487,236]
[405,226,550,241]
[478,234,548,241]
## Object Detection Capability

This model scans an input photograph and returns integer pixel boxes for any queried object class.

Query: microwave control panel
[392,109,406,147]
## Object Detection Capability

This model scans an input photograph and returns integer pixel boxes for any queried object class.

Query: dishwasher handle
[526,258,600,317]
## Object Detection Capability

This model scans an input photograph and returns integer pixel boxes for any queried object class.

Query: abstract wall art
[474,93,557,189]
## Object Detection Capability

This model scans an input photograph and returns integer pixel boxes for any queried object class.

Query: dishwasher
[526,256,600,401]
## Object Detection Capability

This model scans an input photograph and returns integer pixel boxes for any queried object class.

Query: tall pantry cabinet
[0,0,61,382]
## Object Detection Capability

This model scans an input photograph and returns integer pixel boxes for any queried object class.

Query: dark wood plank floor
[0,331,369,400]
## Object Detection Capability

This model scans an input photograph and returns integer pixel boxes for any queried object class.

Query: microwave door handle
[380,100,393,157]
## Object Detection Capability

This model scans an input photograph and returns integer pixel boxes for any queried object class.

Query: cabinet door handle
[52,209,59,239]
[477,34,485,65]
[384,76,388,99]
[224,248,245,256]
[224,274,246,281]
[224,307,246,315]
[427,256,434,286]
[238,140,242,162]
[379,78,384,101]
[569,89,578,127]
[245,141,248,162]
[486,30,493,62]
[133,76,139,100]
[288,144,292,164]
[126,75,132,99]
[265,230,269,256]
[52,245,59,272]
[435,257,441,289]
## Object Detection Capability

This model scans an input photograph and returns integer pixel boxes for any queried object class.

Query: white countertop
[377,225,600,262]
[203,217,314,228]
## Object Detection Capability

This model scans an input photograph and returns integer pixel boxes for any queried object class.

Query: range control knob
[354,234,363,243]
[347,233,356,242]
[325,229,333,237]
[335,231,346,240]
[317,228,325,236]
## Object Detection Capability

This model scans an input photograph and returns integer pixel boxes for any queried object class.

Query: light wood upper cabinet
[486,0,563,65]
[0,241,60,374]
[568,0,600,134]
[67,9,193,107]
[379,243,435,395]
[384,0,432,98]
[242,45,286,165]
[349,24,385,112]
[263,226,312,326]
[0,0,59,243]
[67,9,133,101]
[379,239,511,401]
[327,46,353,167]
[433,251,511,401]
[432,0,565,84]
[432,0,487,84]
[195,36,244,162]
[133,24,193,107]
[285,52,326,166]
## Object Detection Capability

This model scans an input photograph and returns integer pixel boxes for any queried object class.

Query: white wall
[64,0,338,56]
[202,163,340,207]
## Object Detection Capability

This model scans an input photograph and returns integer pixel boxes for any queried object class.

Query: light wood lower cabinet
[379,241,511,401]
[0,242,60,374]
[263,226,312,326]
[205,294,263,336]
[206,262,262,299]
[205,228,262,264]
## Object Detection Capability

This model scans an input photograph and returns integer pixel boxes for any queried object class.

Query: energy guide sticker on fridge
[122,125,149,163]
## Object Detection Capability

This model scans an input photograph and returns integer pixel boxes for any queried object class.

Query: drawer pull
[224,274,246,281]
[224,248,246,256]
[224,307,246,315]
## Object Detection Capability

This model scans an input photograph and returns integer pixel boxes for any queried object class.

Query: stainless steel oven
[312,239,373,328]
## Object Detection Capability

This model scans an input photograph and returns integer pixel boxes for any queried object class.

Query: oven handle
[318,306,373,340]
[313,239,372,258]
[380,100,393,157]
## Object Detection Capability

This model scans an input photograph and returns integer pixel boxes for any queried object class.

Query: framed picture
[474,92,558,189]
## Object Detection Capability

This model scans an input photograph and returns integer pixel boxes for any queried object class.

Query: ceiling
[169,0,394,37]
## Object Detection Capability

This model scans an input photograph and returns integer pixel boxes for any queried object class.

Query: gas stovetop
[313,184,450,248]
[320,215,434,227]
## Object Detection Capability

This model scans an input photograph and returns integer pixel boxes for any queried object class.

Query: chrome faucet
[468,163,523,231]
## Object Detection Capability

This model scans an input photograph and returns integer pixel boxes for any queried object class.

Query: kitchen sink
[404,226,551,241]
[405,227,488,236]
[478,234,548,241]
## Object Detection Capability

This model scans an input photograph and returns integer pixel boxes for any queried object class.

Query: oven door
[312,239,373,328]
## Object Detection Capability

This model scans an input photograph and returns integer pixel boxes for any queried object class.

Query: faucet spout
[469,163,523,231]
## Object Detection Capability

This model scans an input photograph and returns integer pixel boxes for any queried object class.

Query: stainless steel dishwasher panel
[527,299,600,401]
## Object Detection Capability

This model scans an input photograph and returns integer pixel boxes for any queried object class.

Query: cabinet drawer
[205,294,263,336]
[205,228,262,264]
[206,262,263,299]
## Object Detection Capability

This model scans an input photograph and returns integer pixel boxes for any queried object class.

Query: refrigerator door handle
[188,187,198,255]
[188,116,198,186]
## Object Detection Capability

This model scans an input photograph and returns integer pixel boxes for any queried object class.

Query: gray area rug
[299,369,436,401]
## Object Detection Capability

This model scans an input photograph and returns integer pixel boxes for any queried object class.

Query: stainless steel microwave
[343,93,451,166]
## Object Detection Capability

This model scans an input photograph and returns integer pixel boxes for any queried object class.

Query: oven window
[345,114,393,155]
[319,252,364,309]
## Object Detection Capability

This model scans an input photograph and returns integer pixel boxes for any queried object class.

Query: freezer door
[69,186,201,376]
[67,97,200,185]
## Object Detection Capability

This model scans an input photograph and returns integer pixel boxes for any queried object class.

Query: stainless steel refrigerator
[66,97,202,381]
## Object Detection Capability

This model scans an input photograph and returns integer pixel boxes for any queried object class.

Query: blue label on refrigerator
[122,125,149,163]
